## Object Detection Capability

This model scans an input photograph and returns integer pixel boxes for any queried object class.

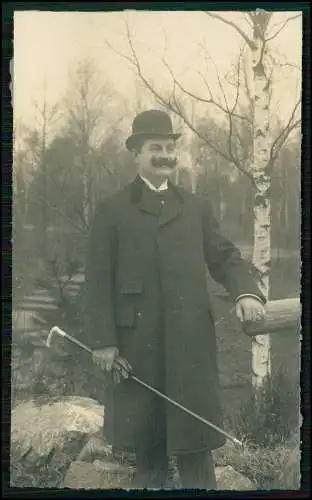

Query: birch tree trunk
[250,11,273,390]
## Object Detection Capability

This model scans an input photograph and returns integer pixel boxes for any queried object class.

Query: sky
[13,10,302,140]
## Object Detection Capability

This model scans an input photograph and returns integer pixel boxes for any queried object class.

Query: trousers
[133,397,217,489]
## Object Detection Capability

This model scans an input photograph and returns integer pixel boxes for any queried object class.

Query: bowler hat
[126,109,181,151]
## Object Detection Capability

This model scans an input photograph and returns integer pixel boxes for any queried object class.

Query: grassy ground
[212,431,300,489]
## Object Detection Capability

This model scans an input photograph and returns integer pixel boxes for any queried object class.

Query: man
[84,109,266,489]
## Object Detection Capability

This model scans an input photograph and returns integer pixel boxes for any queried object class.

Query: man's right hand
[92,347,132,383]
[92,347,119,372]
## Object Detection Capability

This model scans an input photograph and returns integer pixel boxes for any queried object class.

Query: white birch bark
[250,12,273,390]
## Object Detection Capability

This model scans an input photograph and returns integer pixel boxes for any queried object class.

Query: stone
[215,466,255,490]
[62,461,107,489]
[62,460,133,489]
[93,459,130,474]
[10,396,104,487]
[76,434,112,462]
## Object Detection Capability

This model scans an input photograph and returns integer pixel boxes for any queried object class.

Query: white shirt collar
[140,175,168,192]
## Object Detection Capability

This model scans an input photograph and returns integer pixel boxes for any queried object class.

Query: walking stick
[46,325,243,447]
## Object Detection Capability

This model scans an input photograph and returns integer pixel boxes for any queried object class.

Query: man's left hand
[236,297,266,323]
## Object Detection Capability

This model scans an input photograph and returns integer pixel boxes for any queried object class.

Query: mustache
[151,157,178,168]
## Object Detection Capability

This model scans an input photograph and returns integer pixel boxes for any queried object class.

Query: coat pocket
[115,280,143,327]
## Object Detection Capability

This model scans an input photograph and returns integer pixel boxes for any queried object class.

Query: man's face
[135,137,178,181]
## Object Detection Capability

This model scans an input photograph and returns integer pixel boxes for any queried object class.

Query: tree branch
[270,99,301,162]
[199,70,251,124]
[161,55,251,125]
[266,14,301,42]
[210,55,236,167]
[204,11,256,50]
[230,47,244,115]
[198,40,253,125]
[114,20,255,184]
[279,62,301,70]
[106,21,254,183]
[242,13,255,30]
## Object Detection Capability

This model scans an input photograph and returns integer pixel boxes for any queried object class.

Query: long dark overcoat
[84,175,263,455]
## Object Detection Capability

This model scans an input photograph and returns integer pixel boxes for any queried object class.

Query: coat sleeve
[201,198,266,304]
[84,201,118,350]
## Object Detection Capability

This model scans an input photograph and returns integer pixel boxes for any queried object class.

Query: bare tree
[63,58,123,227]
[21,84,60,261]
[13,121,32,224]
[105,10,301,392]
[13,138,29,261]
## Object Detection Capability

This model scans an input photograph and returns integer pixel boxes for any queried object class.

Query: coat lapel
[130,175,184,227]
[158,187,183,227]
[139,184,163,217]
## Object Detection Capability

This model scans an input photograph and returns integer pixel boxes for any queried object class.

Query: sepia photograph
[11,7,302,491]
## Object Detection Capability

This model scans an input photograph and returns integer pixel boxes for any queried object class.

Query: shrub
[224,367,299,448]
[213,434,300,489]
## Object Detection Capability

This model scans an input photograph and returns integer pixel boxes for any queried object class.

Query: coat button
[160,200,165,206]
[137,312,142,318]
